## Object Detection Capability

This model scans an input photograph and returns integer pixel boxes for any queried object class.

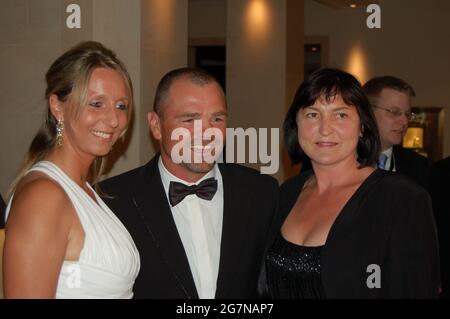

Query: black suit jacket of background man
[431,156,450,298]
[100,155,278,299]
[393,145,430,191]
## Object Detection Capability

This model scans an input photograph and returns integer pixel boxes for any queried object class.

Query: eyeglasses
[372,106,416,121]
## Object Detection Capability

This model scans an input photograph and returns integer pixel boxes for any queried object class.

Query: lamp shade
[403,127,424,149]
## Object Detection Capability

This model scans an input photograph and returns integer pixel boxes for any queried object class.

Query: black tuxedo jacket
[393,146,430,191]
[100,155,278,299]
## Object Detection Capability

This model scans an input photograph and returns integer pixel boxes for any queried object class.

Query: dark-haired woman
[264,68,439,298]
[3,41,140,298]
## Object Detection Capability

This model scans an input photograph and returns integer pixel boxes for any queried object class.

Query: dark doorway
[191,45,226,92]
[304,44,322,79]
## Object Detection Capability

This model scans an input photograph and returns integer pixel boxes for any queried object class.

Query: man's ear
[148,111,162,140]
[48,94,64,121]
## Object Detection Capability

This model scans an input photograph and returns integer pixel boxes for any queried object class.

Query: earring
[56,119,64,147]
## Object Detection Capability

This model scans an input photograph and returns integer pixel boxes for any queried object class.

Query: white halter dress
[5,161,140,298]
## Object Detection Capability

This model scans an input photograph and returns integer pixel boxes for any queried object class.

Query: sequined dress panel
[265,232,325,299]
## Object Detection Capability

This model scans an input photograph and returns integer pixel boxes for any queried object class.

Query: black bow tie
[168,178,218,207]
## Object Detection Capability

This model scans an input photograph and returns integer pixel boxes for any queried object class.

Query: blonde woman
[3,41,140,298]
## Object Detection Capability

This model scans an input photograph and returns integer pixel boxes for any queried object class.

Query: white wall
[305,0,450,158]
[0,0,93,198]
[0,0,189,197]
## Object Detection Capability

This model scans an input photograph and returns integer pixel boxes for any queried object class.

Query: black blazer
[431,156,450,298]
[393,146,430,191]
[100,155,278,299]
[265,169,440,298]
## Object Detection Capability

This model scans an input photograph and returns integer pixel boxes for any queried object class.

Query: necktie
[169,178,218,207]
[378,153,388,170]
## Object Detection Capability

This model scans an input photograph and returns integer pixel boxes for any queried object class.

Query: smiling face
[297,94,361,168]
[372,88,411,150]
[53,67,130,161]
[148,77,227,182]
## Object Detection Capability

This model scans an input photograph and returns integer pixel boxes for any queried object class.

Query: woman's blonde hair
[8,41,133,198]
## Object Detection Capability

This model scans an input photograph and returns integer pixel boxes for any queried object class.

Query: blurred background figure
[363,76,430,190]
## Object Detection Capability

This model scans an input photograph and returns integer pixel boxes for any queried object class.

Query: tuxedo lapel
[131,156,198,298]
[215,164,252,298]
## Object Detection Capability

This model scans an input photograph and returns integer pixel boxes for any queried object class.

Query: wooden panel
[405,107,445,163]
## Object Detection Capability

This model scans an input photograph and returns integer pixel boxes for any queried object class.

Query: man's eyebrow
[175,112,201,118]
[212,111,227,117]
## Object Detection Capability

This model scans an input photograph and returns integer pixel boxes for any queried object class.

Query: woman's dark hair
[284,68,380,167]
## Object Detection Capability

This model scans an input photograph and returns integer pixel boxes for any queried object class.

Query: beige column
[91,0,142,177]
[61,0,93,50]
[0,0,92,197]
[0,0,189,197]
[71,0,189,175]
[226,0,304,182]
[140,0,189,164]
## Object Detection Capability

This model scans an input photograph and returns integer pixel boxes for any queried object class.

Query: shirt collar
[382,146,393,159]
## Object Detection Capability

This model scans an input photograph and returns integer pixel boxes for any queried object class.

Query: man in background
[363,76,429,190]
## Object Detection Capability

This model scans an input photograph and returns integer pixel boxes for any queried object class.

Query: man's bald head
[153,67,224,116]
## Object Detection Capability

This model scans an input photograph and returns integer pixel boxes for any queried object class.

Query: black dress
[266,232,325,298]
[264,169,440,298]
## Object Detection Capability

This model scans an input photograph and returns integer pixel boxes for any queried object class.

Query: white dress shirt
[158,158,223,299]
[381,147,396,172]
